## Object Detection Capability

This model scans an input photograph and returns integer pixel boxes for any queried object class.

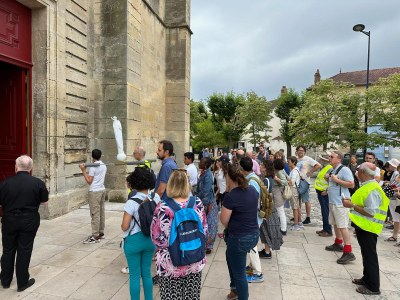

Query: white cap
[388,158,400,168]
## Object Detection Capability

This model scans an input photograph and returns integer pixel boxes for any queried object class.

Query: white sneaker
[83,236,100,244]
[121,267,129,274]
[290,225,300,231]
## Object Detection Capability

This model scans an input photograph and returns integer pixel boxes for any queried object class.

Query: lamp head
[353,24,365,32]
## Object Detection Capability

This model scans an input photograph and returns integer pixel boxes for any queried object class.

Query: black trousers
[354,223,380,292]
[1,212,40,288]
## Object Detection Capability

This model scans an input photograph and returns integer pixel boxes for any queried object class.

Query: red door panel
[0,60,26,180]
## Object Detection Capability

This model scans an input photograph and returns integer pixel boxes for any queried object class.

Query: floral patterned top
[150,197,208,278]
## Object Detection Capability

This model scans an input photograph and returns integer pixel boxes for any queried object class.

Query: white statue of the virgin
[111,116,126,161]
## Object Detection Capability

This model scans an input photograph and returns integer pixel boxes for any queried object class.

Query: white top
[88,161,107,192]
[289,167,301,186]
[186,163,198,186]
[375,167,381,178]
[123,192,161,237]
[297,155,318,183]
[216,169,226,193]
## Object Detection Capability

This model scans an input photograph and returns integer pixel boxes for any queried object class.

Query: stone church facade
[0,0,191,217]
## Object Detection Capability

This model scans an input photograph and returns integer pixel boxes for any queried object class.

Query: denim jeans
[317,191,331,233]
[226,232,259,300]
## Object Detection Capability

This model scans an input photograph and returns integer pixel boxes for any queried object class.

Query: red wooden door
[0,0,31,180]
[0,61,27,180]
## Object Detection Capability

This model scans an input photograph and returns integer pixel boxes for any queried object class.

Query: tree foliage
[274,89,302,156]
[236,91,272,150]
[289,78,395,152]
[191,119,226,152]
[190,99,208,139]
[367,73,400,144]
[207,92,245,147]
[290,80,341,150]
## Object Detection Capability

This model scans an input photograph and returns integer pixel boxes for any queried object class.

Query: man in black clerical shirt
[0,155,48,292]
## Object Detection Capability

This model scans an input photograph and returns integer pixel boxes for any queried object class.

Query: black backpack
[131,192,157,237]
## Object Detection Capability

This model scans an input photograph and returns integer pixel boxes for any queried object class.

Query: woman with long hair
[215,155,230,208]
[197,157,218,254]
[258,160,283,259]
[221,164,259,300]
[287,156,303,231]
[151,170,207,300]
[272,159,289,235]
[121,167,159,300]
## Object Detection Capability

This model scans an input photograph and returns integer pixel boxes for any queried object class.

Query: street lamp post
[353,24,370,158]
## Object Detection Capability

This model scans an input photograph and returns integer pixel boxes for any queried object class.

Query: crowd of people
[0,141,397,299]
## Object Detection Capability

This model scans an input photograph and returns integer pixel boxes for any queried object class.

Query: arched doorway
[0,0,32,180]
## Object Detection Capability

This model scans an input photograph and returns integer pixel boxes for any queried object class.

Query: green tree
[236,91,272,150]
[190,99,208,140]
[274,89,302,156]
[290,80,340,150]
[207,91,245,147]
[191,119,226,152]
[367,73,400,144]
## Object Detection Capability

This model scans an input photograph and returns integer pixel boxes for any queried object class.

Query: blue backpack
[164,196,206,267]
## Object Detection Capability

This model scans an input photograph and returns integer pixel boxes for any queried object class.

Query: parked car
[342,153,364,166]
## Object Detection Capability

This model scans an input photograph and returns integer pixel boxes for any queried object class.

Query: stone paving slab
[1,194,400,299]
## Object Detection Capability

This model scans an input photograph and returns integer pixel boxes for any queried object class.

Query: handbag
[282,172,293,200]
[296,169,310,195]
[283,185,293,200]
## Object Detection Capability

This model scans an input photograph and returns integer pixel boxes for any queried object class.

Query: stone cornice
[142,0,193,34]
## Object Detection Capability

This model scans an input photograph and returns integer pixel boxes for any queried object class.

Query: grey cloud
[191,0,400,101]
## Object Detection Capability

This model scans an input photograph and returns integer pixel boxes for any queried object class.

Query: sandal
[352,278,365,285]
[385,236,397,242]
[356,286,380,295]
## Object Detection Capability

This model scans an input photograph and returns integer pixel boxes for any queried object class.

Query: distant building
[319,67,400,161]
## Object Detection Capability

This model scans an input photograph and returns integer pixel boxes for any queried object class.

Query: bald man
[246,150,261,176]
[342,162,389,295]
[0,155,48,292]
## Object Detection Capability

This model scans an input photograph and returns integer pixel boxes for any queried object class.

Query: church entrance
[0,0,32,180]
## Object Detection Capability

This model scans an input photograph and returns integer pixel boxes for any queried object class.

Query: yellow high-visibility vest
[349,181,389,234]
[314,164,332,192]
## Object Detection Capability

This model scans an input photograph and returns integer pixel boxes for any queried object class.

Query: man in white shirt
[296,145,321,224]
[79,149,107,244]
[184,152,198,193]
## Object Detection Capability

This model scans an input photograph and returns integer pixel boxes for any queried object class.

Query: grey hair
[135,146,146,157]
[332,150,344,161]
[359,162,375,178]
[16,155,33,171]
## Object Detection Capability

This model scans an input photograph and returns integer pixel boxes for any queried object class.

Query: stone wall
[18,0,191,218]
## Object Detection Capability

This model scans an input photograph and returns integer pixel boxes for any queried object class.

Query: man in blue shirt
[324,150,355,264]
[155,140,177,200]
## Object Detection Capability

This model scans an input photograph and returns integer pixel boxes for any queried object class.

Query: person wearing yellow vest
[314,155,333,237]
[342,162,389,296]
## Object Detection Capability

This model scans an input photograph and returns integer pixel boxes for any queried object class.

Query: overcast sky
[190,1,400,102]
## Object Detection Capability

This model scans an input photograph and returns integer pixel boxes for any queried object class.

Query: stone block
[104,84,127,101]
[66,10,87,36]
[107,189,127,203]
[66,122,87,136]
[64,150,87,163]
[66,26,87,49]
[66,53,87,74]
[67,0,88,23]
[66,67,87,87]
